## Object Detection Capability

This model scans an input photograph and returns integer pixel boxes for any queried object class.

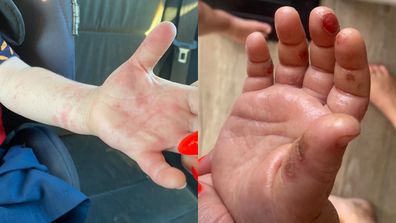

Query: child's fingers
[274,7,309,87]
[243,32,274,92]
[326,28,370,121]
[135,151,187,189]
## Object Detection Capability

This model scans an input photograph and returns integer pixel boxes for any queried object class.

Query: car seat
[1,0,80,189]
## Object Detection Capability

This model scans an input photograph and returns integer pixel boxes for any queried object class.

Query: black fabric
[7,125,81,189]
[0,0,25,46]
[13,0,76,79]
[158,0,198,85]
[75,0,160,85]
[60,134,197,223]
[170,0,198,84]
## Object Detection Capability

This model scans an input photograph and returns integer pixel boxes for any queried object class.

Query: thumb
[129,21,176,71]
[134,151,187,190]
[296,113,360,184]
[274,113,360,220]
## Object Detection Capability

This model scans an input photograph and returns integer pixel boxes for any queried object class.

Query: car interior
[2,0,197,222]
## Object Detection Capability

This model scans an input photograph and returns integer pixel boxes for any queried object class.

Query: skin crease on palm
[198,6,370,223]
[86,22,198,190]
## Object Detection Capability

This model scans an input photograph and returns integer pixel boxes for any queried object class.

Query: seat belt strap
[169,0,197,84]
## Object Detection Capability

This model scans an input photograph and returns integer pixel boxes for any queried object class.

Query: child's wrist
[55,84,98,136]
[75,85,99,135]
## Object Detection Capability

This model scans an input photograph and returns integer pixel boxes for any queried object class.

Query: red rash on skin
[346,73,356,82]
[299,50,309,62]
[52,116,59,125]
[135,95,149,107]
[267,64,274,74]
[322,13,339,34]
[58,105,72,128]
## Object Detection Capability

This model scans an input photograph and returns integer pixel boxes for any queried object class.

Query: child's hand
[87,22,198,189]
[201,7,369,222]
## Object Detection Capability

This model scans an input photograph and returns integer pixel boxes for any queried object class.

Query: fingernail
[191,167,198,181]
[322,13,339,34]
[177,183,187,190]
[178,131,198,155]
[198,182,203,195]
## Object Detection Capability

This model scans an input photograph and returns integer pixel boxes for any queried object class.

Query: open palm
[87,22,198,189]
[199,7,370,223]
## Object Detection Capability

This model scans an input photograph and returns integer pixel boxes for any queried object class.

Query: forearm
[0,57,97,134]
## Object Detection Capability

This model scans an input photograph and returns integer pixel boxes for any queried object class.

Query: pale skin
[198,6,372,223]
[0,22,198,190]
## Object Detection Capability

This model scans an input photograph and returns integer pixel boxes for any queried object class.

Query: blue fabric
[0,146,89,223]
[0,36,18,64]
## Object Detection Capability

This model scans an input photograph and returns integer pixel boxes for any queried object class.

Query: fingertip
[246,32,269,62]
[266,24,272,34]
[309,6,339,47]
[246,32,264,45]
[335,28,367,70]
[178,182,188,190]
[336,28,363,46]
[130,21,177,70]
[158,21,177,39]
[330,114,361,141]
[275,6,305,44]
[293,114,360,184]
[275,6,298,18]
[157,167,187,189]
[332,28,370,98]
[306,113,360,148]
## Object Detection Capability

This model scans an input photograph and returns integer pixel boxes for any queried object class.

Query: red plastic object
[191,167,198,181]
[178,131,198,155]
